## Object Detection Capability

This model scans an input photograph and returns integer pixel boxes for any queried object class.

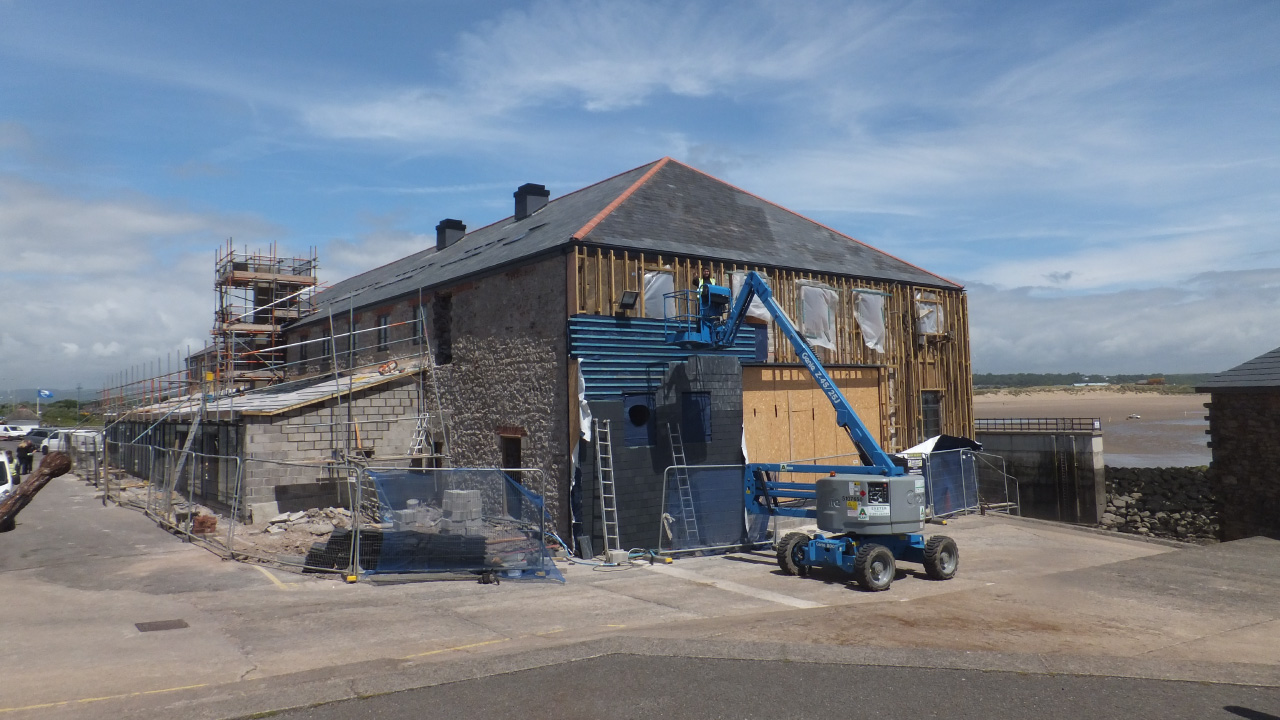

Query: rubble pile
[264,507,351,536]
[1102,466,1219,543]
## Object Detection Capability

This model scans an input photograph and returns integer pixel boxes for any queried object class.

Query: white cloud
[302,1,883,142]
[0,178,279,389]
[969,268,1280,374]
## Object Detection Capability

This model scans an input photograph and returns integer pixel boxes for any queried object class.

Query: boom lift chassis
[664,271,958,591]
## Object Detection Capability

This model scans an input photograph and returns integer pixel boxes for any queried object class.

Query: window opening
[921,391,943,439]
[434,295,453,365]
[376,314,390,352]
[298,334,309,363]
[682,392,712,443]
[622,393,656,446]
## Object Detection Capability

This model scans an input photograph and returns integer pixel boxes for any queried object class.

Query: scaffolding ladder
[666,423,700,546]
[593,419,622,560]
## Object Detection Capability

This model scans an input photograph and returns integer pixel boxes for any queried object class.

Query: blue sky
[1,0,1278,391]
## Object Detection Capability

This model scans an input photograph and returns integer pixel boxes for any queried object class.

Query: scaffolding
[213,240,318,390]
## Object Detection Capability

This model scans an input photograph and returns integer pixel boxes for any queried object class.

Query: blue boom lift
[665,271,958,591]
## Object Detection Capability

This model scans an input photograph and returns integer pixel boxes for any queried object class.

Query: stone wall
[1205,391,1280,541]
[1101,466,1218,542]
[421,255,570,532]
[280,254,571,532]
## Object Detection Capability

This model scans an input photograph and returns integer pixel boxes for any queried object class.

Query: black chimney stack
[436,218,466,251]
[514,183,550,221]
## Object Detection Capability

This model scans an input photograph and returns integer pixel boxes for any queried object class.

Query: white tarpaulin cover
[799,283,838,351]
[577,363,592,442]
[643,271,676,319]
[729,271,772,323]
[915,290,944,335]
[853,291,886,353]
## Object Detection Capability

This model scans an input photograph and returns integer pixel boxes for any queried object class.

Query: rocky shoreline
[1102,466,1218,543]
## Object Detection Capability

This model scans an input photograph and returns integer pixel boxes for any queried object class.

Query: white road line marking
[644,564,824,609]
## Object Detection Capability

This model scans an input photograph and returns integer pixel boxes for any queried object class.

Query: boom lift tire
[922,535,959,580]
[776,532,811,577]
[853,543,895,591]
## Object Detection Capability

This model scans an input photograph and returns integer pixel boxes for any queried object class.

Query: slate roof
[294,157,959,330]
[1196,345,1280,391]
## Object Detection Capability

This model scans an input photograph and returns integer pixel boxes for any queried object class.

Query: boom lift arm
[666,270,901,476]
[663,271,958,591]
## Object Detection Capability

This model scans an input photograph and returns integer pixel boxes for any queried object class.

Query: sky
[1,0,1278,393]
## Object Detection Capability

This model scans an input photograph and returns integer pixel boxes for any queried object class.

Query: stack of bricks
[440,489,484,534]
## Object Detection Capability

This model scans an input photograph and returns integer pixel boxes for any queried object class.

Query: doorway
[500,435,523,519]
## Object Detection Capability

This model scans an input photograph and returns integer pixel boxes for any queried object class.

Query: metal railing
[975,417,1101,433]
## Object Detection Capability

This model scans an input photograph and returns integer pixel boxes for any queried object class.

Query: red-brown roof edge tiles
[571,157,672,241]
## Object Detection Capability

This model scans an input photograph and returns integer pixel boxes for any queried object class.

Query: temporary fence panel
[361,468,563,581]
[659,465,769,554]
[921,449,1018,517]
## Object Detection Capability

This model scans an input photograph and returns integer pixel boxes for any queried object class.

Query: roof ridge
[312,159,667,304]
[663,158,962,289]
[571,157,671,240]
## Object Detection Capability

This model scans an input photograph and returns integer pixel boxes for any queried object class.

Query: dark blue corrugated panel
[569,315,757,400]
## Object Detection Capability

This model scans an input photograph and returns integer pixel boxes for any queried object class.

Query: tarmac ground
[1,466,1278,719]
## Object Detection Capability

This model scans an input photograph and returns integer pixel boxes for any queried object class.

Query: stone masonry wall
[279,254,571,531]
[1102,466,1218,543]
[1206,391,1280,541]
[420,255,570,532]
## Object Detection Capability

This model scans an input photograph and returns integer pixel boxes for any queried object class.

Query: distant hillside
[973,373,1216,389]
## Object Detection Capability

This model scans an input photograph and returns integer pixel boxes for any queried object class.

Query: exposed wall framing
[571,245,972,450]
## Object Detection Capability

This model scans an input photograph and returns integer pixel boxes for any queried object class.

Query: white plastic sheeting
[729,271,772,323]
[914,290,944,335]
[577,363,592,442]
[853,291,886,353]
[799,283,838,351]
[643,271,676,319]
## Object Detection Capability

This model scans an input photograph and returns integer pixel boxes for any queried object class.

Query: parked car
[40,431,71,455]
[0,452,17,502]
[23,428,54,447]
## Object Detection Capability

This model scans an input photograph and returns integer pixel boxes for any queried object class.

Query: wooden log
[0,452,73,532]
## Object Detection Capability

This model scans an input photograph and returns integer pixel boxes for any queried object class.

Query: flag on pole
[37,389,53,399]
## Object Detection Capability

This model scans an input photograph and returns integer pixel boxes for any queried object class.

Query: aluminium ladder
[666,423,700,546]
[408,413,431,456]
[593,419,622,559]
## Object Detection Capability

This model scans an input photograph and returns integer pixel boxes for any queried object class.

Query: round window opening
[627,404,651,427]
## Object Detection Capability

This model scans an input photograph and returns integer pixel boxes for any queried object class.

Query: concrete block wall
[1206,391,1280,540]
[579,355,744,551]
[239,375,421,508]
[975,430,1105,524]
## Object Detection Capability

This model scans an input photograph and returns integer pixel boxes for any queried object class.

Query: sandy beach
[974,388,1210,467]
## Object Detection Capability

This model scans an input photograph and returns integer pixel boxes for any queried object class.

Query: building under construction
[104,159,975,553]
